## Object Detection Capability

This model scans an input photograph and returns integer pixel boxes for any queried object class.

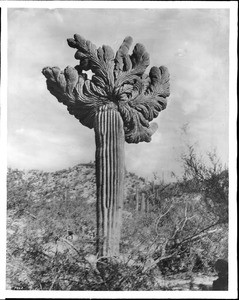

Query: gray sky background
[7,8,229,180]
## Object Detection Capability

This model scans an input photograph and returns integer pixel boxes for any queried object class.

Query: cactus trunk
[141,193,145,213]
[43,33,170,258]
[94,105,125,257]
[136,186,139,212]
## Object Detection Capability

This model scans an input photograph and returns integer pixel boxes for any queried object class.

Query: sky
[7,8,230,180]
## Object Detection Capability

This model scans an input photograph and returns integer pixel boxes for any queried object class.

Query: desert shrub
[121,172,228,277]
[7,151,228,290]
[8,230,157,291]
[181,146,228,223]
[149,146,228,275]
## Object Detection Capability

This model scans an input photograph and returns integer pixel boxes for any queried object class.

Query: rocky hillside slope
[7,163,148,209]
[6,163,228,291]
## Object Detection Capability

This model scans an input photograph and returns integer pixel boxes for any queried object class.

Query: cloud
[7,8,229,178]
[8,126,95,171]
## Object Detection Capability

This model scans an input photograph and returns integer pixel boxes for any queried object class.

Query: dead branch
[155,202,174,235]
[177,220,220,248]
[143,221,221,273]
[60,237,82,257]
[49,265,63,290]
[25,210,37,219]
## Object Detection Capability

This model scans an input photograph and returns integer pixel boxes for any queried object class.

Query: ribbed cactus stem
[152,181,155,194]
[141,193,146,213]
[145,195,148,213]
[136,186,139,212]
[155,188,159,205]
[94,104,125,257]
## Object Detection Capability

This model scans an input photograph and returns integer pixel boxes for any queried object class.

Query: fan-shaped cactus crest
[42,34,170,257]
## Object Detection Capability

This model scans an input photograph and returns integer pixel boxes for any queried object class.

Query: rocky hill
[6,162,229,291]
[7,163,149,209]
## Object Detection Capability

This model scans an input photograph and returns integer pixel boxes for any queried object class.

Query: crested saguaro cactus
[42,34,170,257]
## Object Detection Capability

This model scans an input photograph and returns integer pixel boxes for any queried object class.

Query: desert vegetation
[6,146,228,290]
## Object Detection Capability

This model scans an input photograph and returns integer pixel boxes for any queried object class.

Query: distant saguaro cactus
[141,193,147,213]
[135,186,140,212]
[42,34,170,257]
[155,188,160,206]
